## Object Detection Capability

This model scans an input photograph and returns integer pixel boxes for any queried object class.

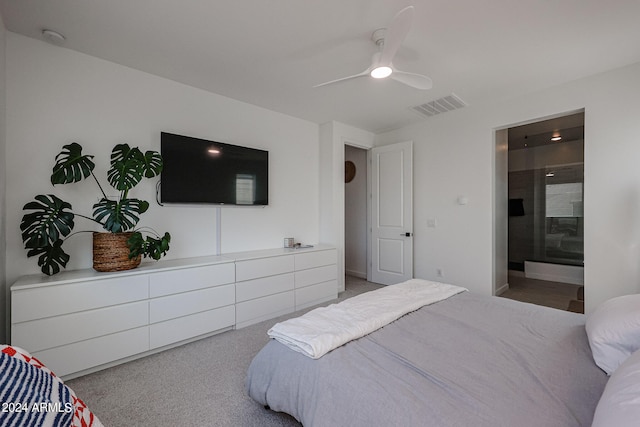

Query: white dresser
[293,249,339,310]
[147,262,236,350]
[234,246,338,328]
[11,245,337,378]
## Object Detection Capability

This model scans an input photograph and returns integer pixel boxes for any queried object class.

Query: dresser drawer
[236,291,295,328]
[150,284,235,323]
[236,256,294,282]
[295,249,336,271]
[149,263,235,298]
[149,305,235,349]
[236,273,294,302]
[295,280,338,310]
[12,301,148,353]
[12,275,148,323]
[295,264,337,289]
[34,326,149,378]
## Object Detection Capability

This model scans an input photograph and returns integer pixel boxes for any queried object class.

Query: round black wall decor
[345,161,356,183]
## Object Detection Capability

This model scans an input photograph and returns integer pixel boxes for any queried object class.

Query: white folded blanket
[268,278,467,359]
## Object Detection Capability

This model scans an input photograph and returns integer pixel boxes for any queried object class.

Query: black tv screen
[160,132,268,205]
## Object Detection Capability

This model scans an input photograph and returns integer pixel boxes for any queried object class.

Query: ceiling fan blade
[378,5,415,66]
[313,69,369,88]
[390,69,433,90]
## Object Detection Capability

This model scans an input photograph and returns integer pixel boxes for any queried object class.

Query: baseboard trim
[507,269,526,278]
[495,283,509,296]
[524,261,584,286]
[345,269,367,279]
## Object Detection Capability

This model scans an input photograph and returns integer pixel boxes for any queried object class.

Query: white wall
[345,145,367,278]
[376,61,640,313]
[0,18,8,343]
[376,109,494,294]
[4,33,320,286]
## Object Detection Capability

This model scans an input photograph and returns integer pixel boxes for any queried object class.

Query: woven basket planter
[92,232,141,272]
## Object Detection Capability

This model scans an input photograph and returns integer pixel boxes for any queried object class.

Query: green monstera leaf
[142,150,163,178]
[93,197,149,232]
[107,144,145,192]
[51,142,96,185]
[126,231,145,259]
[128,231,171,260]
[21,194,75,249]
[144,232,171,260]
[108,144,164,191]
[26,240,70,276]
[20,194,74,276]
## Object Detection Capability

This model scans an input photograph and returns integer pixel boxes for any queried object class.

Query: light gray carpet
[66,276,382,427]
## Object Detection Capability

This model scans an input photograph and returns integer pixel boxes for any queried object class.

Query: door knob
[401,232,413,237]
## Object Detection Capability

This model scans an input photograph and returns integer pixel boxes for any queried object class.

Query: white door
[370,141,413,285]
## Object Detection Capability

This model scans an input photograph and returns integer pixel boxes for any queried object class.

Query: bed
[246,280,640,427]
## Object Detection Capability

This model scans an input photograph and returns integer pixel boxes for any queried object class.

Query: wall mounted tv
[160,132,268,205]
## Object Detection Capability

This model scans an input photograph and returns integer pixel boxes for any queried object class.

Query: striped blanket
[0,345,102,427]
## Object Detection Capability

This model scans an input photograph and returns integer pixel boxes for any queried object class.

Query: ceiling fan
[314,5,432,90]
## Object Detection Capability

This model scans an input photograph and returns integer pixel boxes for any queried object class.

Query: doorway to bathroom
[504,111,585,313]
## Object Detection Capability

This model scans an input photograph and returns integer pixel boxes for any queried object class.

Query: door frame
[493,109,585,296]
[344,144,370,281]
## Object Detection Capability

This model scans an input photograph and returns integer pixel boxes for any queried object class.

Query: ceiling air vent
[410,94,467,118]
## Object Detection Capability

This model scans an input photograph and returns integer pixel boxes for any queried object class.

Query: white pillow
[592,348,640,427]
[586,294,640,375]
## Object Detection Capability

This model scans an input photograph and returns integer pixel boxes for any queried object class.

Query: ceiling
[1,1,639,134]
[508,112,585,151]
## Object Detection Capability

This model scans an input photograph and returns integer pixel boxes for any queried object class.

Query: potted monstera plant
[21,142,171,275]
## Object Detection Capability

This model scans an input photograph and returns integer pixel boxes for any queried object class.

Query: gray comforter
[246,291,607,427]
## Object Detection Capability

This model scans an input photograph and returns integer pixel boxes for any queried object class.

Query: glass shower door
[543,164,584,265]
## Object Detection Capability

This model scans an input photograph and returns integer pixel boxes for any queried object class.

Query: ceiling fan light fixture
[370,66,392,79]
[314,6,431,90]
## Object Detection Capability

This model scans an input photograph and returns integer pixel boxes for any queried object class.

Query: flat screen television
[160,132,268,205]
